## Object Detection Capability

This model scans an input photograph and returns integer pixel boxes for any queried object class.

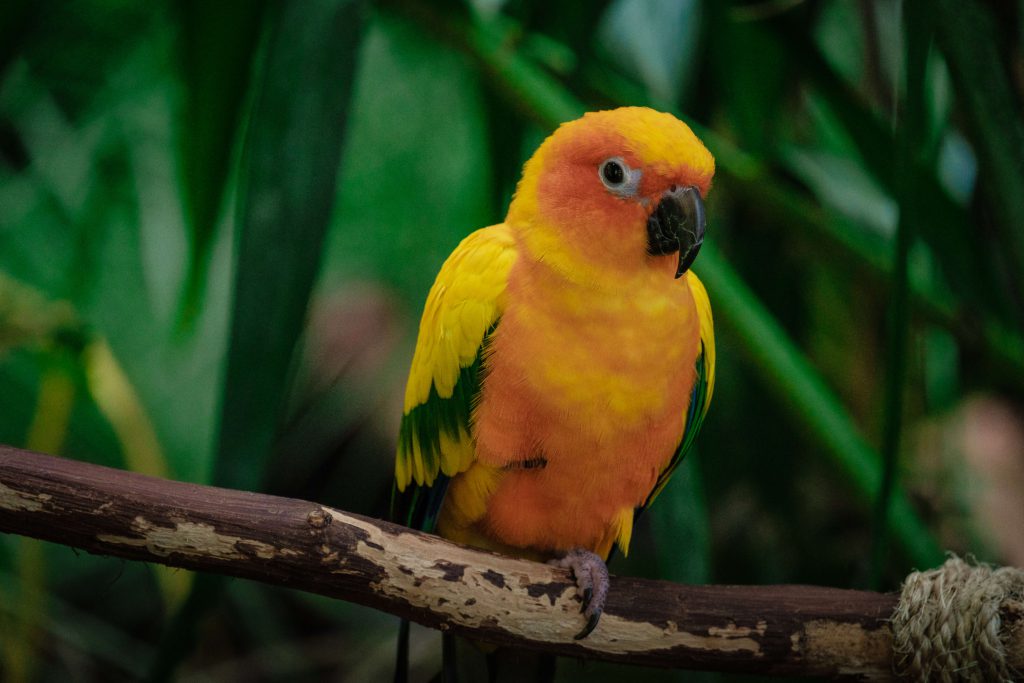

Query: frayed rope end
[892,554,1024,682]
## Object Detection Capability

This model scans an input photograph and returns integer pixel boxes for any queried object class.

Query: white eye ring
[599,157,641,197]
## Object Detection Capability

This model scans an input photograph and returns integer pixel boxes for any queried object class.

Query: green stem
[870,0,931,586]
[697,245,942,568]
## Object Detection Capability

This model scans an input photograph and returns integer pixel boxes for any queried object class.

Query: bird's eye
[601,160,625,185]
[598,157,640,197]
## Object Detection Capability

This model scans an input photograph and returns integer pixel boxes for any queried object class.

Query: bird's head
[508,107,714,282]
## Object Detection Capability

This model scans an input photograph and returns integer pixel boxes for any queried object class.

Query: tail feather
[394,619,410,683]
[486,647,556,683]
[442,632,458,683]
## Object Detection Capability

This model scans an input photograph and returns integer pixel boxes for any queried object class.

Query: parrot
[391,106,715,679]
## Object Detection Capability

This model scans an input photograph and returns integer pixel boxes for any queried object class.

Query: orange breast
[437,251,701,558]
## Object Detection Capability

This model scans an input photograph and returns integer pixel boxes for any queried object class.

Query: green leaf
[213,0,366,491]
[322,10,493,304]
[696,244,943,569]
[175,0,267,327]
[148,1,367,679]
[705,2,789,156]
[772,20,1011,321]
[871,0,933,586]
[933,0,1024,317]
[513,0,613,69]
[0,0,35,82]
[595,0,702,105]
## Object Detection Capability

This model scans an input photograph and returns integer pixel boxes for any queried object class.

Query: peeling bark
[0,444,973,679]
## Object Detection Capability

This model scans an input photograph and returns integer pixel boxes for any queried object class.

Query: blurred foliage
[1,0,1023,681]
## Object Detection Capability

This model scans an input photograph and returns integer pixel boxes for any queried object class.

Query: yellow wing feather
[395,224,518,491]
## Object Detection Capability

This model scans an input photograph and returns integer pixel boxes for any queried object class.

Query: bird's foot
[549,548,609,640]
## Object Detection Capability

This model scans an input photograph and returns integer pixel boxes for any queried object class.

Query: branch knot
[306,507,331,531]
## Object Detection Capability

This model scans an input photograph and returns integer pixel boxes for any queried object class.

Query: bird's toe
[550,548,609,639]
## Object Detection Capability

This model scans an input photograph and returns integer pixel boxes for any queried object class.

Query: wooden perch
[0,443,1003,680]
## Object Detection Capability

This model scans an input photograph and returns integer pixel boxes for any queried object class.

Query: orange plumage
[394,107,715,568]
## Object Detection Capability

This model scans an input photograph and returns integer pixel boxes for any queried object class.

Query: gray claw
[550,548,609,639]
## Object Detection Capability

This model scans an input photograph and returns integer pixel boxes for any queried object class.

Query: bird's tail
[486,647,556,683]
[393,619,410,683]
[395,623,555,683]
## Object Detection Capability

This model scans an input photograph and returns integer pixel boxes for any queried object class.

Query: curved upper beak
[645,185,706,278]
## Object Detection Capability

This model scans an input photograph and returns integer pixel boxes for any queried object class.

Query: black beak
[646,185,706,278]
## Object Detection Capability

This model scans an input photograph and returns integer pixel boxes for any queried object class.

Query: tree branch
[0,443,1000,680]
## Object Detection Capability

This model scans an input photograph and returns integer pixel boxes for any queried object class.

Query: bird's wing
[391,224,517,532]
[638,270,715,512]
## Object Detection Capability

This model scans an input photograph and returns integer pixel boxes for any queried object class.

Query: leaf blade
[175,0,268,326]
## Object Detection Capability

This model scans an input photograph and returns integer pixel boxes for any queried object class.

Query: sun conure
[392,106,715,644]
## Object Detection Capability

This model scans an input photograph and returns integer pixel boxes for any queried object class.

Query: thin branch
[0,444,998,680]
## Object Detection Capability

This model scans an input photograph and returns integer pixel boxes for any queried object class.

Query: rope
[893,556,1024,682]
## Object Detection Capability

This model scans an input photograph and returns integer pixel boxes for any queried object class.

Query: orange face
[507,107,715,279]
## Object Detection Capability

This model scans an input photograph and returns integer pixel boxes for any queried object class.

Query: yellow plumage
[394,107,715,564]
[396,223,517,490]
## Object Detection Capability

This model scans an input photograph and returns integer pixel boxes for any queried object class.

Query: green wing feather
[391,225,516,531]
[391,332,492,532]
